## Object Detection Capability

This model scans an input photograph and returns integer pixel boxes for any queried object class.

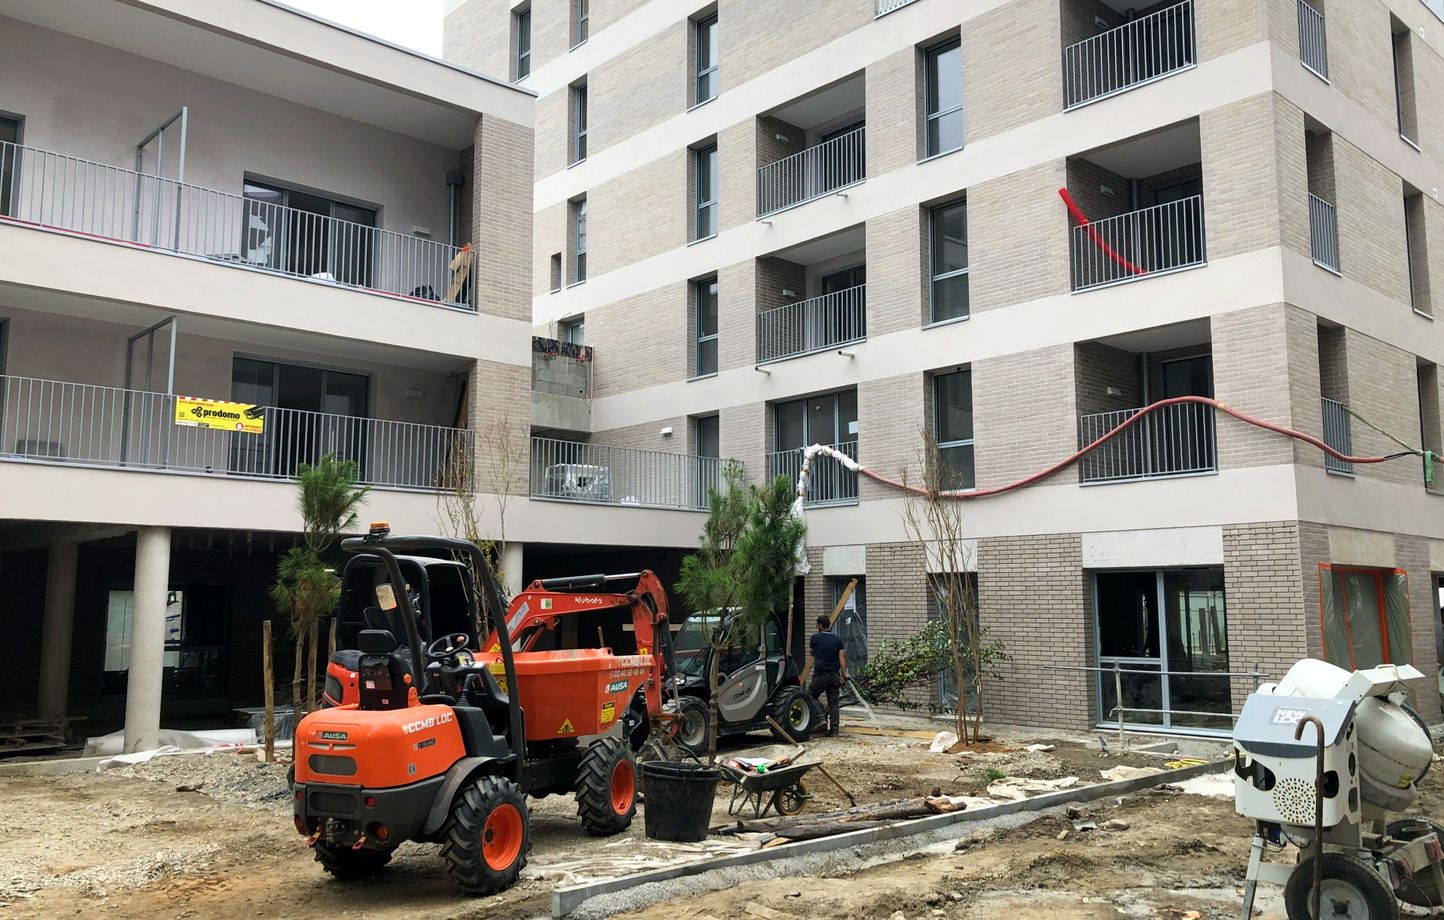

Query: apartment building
[0,0,547,751]
[444,0,1444,733]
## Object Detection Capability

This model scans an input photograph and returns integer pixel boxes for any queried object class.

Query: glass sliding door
[1094,567,1230,731]
[231,357,370,479]
[241,181,376,285]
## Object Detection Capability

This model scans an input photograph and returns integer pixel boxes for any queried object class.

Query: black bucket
[640,761,720,842]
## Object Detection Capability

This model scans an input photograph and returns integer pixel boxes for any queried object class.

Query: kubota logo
[401,712,454,734]
[573,596,607,605]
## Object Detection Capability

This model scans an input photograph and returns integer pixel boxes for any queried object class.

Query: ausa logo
[319,731,348,741]
[605,679,631,694]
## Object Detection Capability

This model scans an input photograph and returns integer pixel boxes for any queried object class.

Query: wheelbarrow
[719,757,817,819]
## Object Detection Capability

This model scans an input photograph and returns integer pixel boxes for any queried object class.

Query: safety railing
[1309,193,1339,273]
[875,0,920,14]
[1321,397,1353,475]
[756,284,867,364]
[1079,400,1216,483]
[1070,194,1205,292]
[0,374,472,490]
[767,441,858,506]
[1063,0,1196,110]
[0,140,475,310]
[529,437,724,510]
[1035,662,1267,742]
[756,125,866,218]
[1297,0,1328,80]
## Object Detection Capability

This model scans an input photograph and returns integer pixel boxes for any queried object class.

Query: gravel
[113,750,293,812]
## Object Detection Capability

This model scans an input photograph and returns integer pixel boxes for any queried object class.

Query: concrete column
[123,527,171,753]
[502,542,524,600]
[36,542,79,721]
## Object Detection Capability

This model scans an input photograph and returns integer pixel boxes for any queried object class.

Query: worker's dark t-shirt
[810,631,845,674]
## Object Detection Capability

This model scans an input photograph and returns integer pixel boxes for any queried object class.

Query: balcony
[755,74,866,219]
[757,126,866,218]
[1079,402,1216,483]
[1297,0,1329,80]
[531,336,592,435]
[1321,396,1354,475]
[1063,1,1196,110]
[875,0,920,14]
[1308,193,1340,274]
[0,374,472,491]
[0,141,476,311]
[1071,197,1205,291]
[757,285,866,364]
[529,437,724,511]
[767,442,858,506]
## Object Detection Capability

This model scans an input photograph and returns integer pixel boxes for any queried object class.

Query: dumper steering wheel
[427,632,472,666]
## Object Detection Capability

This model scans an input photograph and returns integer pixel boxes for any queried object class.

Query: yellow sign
[600,701,616,724]
[557,718,575,735]
[174,397,265,435]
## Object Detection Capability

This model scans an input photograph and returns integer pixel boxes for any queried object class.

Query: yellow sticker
[174,396,265,434]
[558,718,575,735]
[601,701,616,724]
[488,662,508,693]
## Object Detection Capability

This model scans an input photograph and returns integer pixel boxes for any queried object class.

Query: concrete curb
[551,757,1231,917]
[0,755,108,777]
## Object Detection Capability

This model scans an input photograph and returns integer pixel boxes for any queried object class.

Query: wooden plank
[445,246,474,303]
[263,619,276,765]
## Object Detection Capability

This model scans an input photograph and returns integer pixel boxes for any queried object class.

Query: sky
[286,0,444,57]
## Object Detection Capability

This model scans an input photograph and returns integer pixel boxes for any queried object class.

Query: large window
[1094,569,1230,731]
[231,356,370,478]
[573,0,589,46]
[0,115,18,218]
[571,84,588,164]
[924,37,963,157]
[929,573,978,713]
[695,13,719,104]
[241,180,377,286]
[571,197,587,283]
[933,369,974,489]
[773,390,859,504]
[694,144,718,240]
[1393,20,1418,145]
[929,199,969,322]
[515,7,532,81]
[694,276,718,376]
[1319,566,1413,668]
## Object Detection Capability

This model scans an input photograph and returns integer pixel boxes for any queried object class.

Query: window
[231,356,370,478]
[514,8,532,81]
[573,0,589,46]
[693,413,720,505]
[695,13,719,104]
[933,369,974,489]
[695,414,719,458]
[0,115,18,218]
[1406,192,1429,315]
[694,276,718,376]
[1393,19,1418,146]
[570,198,587,283]
[928,573,976,713]
[550,253,562,292]
[924,37,963,157]
[559,316,585,346]
[772,390,859,503]
[694,144,718,240]
[1319,565,1412,669]
[241,180,377,286]
[571,84,588,163]
[1419,362,1440,489]
[929,199,969,322]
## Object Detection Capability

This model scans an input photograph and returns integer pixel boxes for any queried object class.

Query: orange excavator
[292,524,673,895]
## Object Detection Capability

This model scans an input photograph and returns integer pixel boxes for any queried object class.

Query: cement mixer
[1234,659,1440,919]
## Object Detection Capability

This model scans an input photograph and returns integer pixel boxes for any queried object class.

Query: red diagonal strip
[1058,187,1147,276]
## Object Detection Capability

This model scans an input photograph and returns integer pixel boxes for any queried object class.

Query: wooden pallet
[0,716,82,757]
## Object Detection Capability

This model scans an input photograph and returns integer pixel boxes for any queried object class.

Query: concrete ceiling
[1097,317,1211,353]
[1079,120,1201,179]
[767,73,866,133]
[769,223,865,266]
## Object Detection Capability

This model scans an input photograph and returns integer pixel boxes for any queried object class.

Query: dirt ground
[0,723,1391,920]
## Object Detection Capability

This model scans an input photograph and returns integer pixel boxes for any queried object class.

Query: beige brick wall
[1396,534,1443,723]
[969,160,1070,311]
[857,372,927,502]
[472,114,535,324]
[1275,96,1311,261]
[535,88,570,180]
[717,258,755,373]
[590,0,651,34]
[586,282,689,398]
[470,358,531,496]
[1202,94,1284,262]
[1315,0,1398,129]
[865,46,920,175]
[1343,327,1423,486]
[590,21,689,156]
[1284,305,1325,471]
[589,150,688,275]
[1196,0,1269,61]
[1212,304,1298,470]
[867,205,928,336]
[726,0,874,86]
[978,533,1093,730]
[1406,192,1432,315]
[972,344,1077,488]
[963,0,1058,142]
[717,119,757,232]
[1335,136,1410,304]
[719,400,766,485]
[1223,521,1310,705]
[443,0,510,78]
[534,200,567,299]
[860,541,936,713]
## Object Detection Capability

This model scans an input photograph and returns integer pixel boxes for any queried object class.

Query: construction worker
[808,615,847,736]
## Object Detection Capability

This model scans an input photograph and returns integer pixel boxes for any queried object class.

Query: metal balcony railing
[767,441,858,506]
[0,374,473,491]
[1321,397,1353,475]
[876,0,920,13]
[1309,193,1340,273]
[1079,402,1216,483]
[756,125,865,218]
[756,284,866,364]
[1070,195,1206,292]
[1063,0,1196,110]
[1297,0,1328,80]
[0,140,475,310]
[529,437,724,510]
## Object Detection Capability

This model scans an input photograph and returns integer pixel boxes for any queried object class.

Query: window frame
[924,36,964,158]
[559,316,585,346]
[694,143,718,241]
[572,198,587,284]
[693,276,719,377]
[515,8,532,81]
[571,84,588,164]
[0,113,20,220]
[694,13,719,105]
[928,198,969,324]
[573,0,589,47]
[932,368,975,489]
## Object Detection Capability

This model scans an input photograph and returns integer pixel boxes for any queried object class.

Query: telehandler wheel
[314,840,391,880]
[673,695,712,757]
[1283,852,1399,920]
[770,686,820,743]
[441,775,530,896]
[576,736,638,836]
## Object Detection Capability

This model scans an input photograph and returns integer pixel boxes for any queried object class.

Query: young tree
[436,409,521,631]
[900,431,1005,744]
[271,455,369,717]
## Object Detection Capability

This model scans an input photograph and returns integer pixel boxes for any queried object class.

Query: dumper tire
[441,775,530,896]
[314,840,391,881]
[1283,852,1399,920]
[770,686,820,743]
[576,736,638,836]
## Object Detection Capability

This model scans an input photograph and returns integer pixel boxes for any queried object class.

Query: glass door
[231,358,370,478]
[1160,354,1214,474]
